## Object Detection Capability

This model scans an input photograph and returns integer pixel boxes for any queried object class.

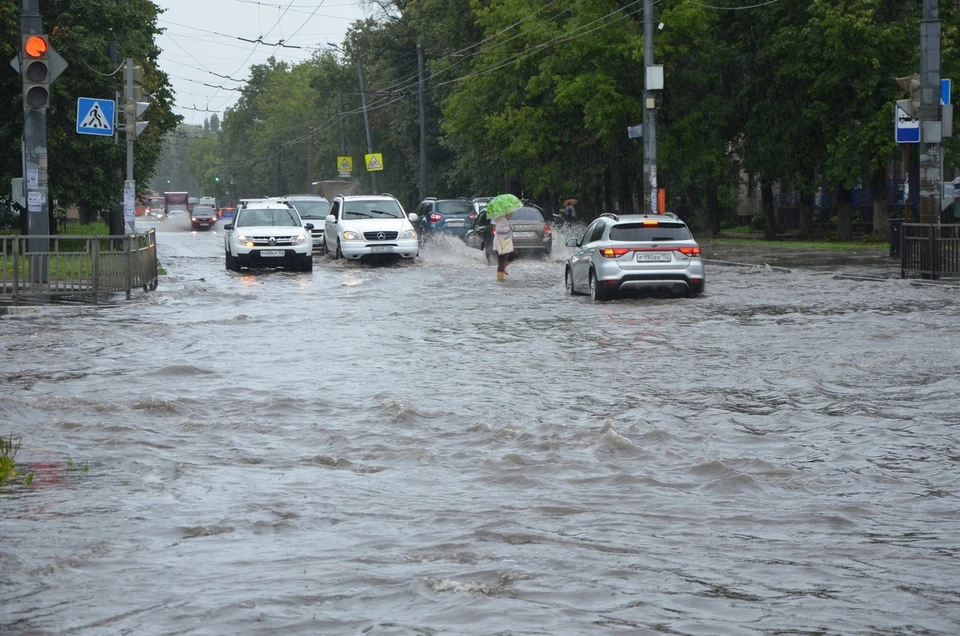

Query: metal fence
[0,230,158,305]
[901,223,960,279]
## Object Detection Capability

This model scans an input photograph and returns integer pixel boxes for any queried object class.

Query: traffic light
[124,64,150,139]
[21,34,51,109]
[896,74,921,120]
[214,176,220,182]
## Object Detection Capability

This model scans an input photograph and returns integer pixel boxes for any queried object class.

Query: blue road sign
[942,78,951,106]
[895,102,920,144]
[76,98,115,136]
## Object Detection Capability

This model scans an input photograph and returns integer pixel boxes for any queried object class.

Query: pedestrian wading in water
[485,193,523,282]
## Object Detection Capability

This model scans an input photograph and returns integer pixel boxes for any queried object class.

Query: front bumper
[236,247,311,267]
[340,238,419,259]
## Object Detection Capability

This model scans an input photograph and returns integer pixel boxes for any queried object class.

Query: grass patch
[1,435,33,486]
[701,237,888,251]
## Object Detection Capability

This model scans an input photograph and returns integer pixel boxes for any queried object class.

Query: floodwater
[2,220,959,635]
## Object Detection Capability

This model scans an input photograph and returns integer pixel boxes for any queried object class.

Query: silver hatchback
[564,213,705,301]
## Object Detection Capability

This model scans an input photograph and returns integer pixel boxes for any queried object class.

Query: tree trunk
[761,183,776,240]
[798,190,814,239]
[871,169,890,240]
[837,184,853,242]
[705,184,721,237]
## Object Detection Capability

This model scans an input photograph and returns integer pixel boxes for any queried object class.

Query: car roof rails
[600,212,619,222]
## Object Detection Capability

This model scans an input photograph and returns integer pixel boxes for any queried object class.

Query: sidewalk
[700,240,900,278]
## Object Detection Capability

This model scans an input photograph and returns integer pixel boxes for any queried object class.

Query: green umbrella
[486,193,522,218]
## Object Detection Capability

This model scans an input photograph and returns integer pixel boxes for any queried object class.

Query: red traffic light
[24,35,48,58]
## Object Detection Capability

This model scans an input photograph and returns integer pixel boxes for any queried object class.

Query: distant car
[464,204,552,264]
[223,201,313,272]
[280,195,330,254]
[322,194,419,261]
[414,197,476,241]
[148,208,165,221]
[564,213,705,301]
[217,207,236,222]
[191,206,217,230]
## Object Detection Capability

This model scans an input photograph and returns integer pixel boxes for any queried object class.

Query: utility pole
[356,57,378,194]
[417,43,428,201]
[642,0,660,215]
[919,0,942,224]
[339,92,346,156]
[306,126,314,192]
[276,147,283,196]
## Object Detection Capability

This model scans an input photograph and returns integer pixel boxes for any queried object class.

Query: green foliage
[0,435,29,485]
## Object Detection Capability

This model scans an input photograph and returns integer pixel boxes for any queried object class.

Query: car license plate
[636,252,671,262]
[371,245,393,253]
[260,250,284,257]
[445,220,464,227]
[513,231,535,238]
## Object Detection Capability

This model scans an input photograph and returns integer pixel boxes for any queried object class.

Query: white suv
[224,201,314,272]
[322,195,419,260]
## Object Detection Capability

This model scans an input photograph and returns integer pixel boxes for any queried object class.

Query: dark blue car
[414,198,476,241]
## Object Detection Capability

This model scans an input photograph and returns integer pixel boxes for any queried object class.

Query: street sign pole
[20,0,48,282]
[125,58,135,234]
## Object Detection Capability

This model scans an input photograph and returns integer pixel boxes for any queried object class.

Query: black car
[464,204,553,264]
[191,206,217,230]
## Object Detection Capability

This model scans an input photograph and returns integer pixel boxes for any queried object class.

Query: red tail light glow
[678,246,701,257]
[429,212,442,223]
[600,247,631,258]
[543,224,551,237]
[642,220,659,226]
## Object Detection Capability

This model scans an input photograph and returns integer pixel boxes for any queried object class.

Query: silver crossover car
[564,213,705,301]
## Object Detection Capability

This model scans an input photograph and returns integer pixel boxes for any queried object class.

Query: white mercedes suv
[322,195,419,261]
[223,201,314,272]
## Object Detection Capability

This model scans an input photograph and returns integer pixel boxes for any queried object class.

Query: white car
[322,195,419,260]
[223,202,314,272]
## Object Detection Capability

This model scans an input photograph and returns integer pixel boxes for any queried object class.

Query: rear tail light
[600,247,630,258]
[678,246,701,257]
[543,224,551,237]
[429,212,442,223]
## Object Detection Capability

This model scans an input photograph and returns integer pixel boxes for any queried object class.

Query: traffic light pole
[20,0,49,281]
[124,58,136,234]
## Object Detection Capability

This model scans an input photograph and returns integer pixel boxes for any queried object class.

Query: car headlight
[291,233,308,245]
[399,229,417,239]
[343,230,363,241]
[236,234,254,247]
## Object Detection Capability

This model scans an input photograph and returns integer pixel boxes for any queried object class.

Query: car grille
[364,231,398,241]
[250,236,296,246]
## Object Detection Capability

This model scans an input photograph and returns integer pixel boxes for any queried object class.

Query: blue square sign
[76,98,115,136]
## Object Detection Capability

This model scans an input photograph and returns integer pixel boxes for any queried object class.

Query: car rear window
[436,200,473,215]
[289,200,330,219]
[510,207,544,222]
[610,222,692,241]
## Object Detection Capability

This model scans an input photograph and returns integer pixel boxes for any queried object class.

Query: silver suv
[564,213,705,300]
[223,201,313,272]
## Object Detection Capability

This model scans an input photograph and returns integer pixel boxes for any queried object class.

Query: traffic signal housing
[124,64,150,139]
[896,74,921,120]
[21,34,51,109]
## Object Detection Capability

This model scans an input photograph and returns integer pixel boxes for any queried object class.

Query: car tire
[565,267,578,295]
[225,251,241,271]
[320,239,327,256]
[335,239,343,260]
[589,270,609,302]
[300,254,314,272]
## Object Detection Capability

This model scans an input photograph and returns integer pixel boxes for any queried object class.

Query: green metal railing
[0,229,158,305]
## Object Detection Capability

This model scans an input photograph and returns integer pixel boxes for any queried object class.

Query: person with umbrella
[562,198,578,224]
[486,194,522,281]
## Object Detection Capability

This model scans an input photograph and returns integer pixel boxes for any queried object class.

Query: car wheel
[565,267,578,295]
[320,240,327,256]
[589,270,609,302]
[483,244,495,266]
[335,239,343,260]
[225,252,240,271]
[300,255,314,272]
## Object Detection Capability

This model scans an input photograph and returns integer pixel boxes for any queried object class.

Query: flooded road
[2,221,959,634]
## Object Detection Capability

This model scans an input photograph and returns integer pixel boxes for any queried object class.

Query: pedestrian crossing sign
[337,156,353,172]
[76,98,115,136]
[365,153,383,172]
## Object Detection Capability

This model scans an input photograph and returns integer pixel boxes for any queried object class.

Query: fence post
[92,238,99,305]
[12,237,19,306]
[125,234,133,300]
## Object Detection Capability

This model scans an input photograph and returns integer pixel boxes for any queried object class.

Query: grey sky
[155,0,370,127]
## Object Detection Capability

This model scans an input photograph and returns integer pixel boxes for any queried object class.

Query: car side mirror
[408,212,419,223]
[566,238,578,247]
[224,223,234,230]
[304,223,314,230]
[325,214,336,223]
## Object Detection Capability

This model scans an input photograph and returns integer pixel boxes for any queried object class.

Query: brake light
[642,220,659,226]
[543,224,551,237]
[678,246,701,257]
[600,247,630,258]
[429,212,442,223]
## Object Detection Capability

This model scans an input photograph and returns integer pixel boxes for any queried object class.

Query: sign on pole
[627,124,643,139]
[895,100,920,144]
[77,98,115,136]
[365,153,383,172]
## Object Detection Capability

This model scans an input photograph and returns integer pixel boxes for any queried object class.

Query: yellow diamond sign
[337,156,353,172]
[365,153,383,172]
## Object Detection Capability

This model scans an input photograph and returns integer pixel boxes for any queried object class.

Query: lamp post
[329,42,377,193]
